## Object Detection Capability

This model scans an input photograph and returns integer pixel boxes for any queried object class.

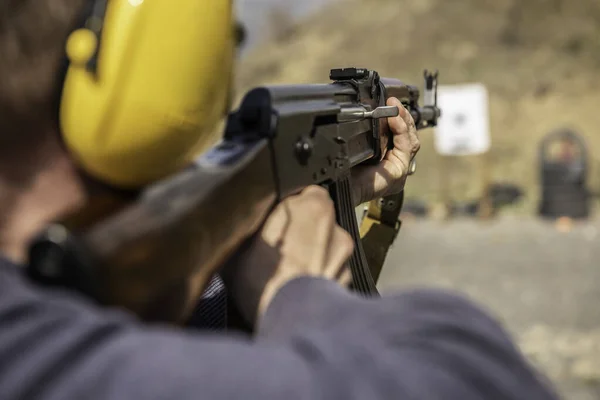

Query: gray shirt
[0,257,558,399]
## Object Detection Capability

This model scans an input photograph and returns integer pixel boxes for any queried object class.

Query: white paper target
[434,84,491,156]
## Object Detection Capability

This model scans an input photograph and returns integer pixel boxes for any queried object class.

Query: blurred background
[235,0,600,398]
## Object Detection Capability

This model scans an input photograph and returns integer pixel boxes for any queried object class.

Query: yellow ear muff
[65,29,98,67]
[60,0,235,189]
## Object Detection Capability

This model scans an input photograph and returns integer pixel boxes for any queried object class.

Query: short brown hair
[0,0,85,154]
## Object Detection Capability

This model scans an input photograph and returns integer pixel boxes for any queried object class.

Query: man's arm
[260,278,558,400]
[0,265,558,400]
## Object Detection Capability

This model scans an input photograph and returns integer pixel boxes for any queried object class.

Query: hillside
[235,0,600,214]
[235,0,332,51]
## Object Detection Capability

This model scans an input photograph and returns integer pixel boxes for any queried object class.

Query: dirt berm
[236,0,600,215]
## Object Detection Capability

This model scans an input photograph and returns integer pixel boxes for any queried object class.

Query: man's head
[0,0,236,261]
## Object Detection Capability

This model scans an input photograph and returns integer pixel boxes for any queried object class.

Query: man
[0,1,558,399]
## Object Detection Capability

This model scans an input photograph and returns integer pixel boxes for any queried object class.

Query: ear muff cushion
[60,0,235,188]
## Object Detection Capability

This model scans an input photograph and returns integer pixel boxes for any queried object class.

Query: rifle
[26,68,441,322]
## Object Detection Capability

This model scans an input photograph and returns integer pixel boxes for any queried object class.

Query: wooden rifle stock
[30,139,277,321]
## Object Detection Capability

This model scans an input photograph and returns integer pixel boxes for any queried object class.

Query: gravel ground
[377,215,600,400]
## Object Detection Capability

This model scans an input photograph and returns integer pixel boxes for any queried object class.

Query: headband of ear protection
[60,0,235,188]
